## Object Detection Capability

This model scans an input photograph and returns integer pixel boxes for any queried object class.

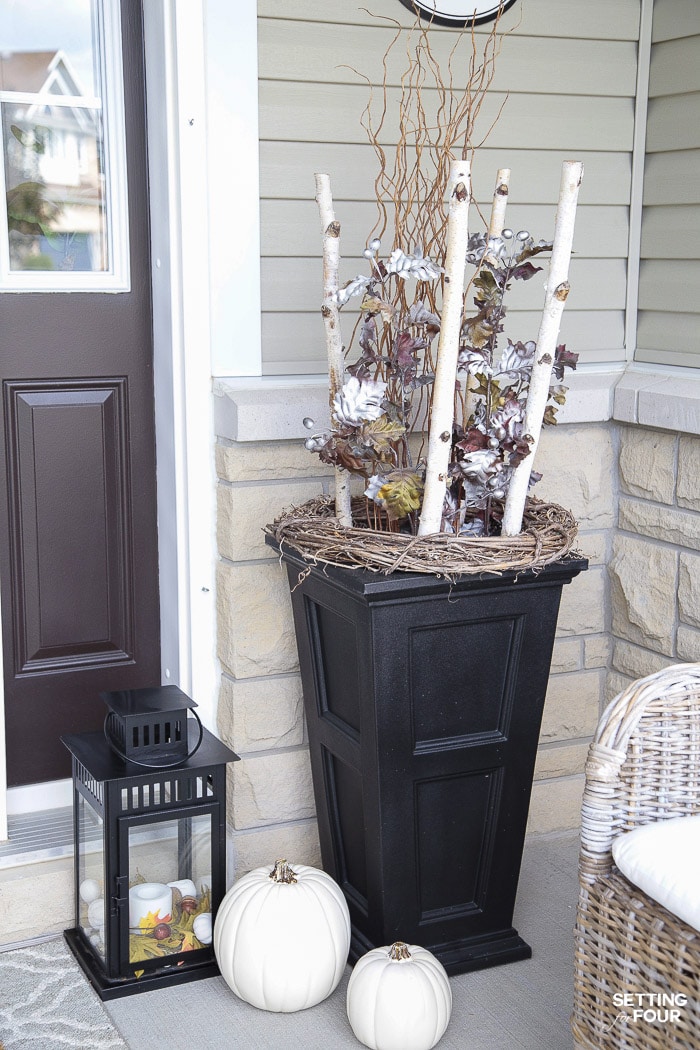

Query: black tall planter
[270,540,586,975]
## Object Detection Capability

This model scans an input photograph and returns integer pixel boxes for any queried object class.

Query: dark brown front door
[0,0,160,785]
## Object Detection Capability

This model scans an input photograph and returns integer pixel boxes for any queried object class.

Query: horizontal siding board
[261,310,626,370]
[648,35,700,97]
[258,0,641,40]
[635,347,700,367]
[643,150,700,205]
[646,94,700,152]
[652,0,700,43]
[637,311,700,354]
[638,259,700,310]
[260,142,633,205]
[640,204,700,259]
[263,346,627,375]
[261,257,626,312]
[259,82,635,151]
[261,200,630,259]
[258,21,638,98]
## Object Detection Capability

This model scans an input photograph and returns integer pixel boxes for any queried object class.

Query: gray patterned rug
[0,938,128,1050]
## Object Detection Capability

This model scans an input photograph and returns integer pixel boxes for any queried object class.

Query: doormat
[0,938,128,1050]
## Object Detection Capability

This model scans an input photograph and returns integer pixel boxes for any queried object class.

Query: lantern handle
[103,708,204,769]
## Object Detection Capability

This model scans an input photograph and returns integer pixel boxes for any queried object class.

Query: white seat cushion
[612,813,700,932]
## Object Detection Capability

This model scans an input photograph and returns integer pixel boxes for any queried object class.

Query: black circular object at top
[398,0,519,28]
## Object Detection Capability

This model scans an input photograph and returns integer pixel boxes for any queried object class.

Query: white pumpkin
[346,941,452,1050]
[213,858,351,1012]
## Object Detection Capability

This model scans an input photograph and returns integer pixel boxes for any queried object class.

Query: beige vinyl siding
[636,0,700,367]
[258,0,640,375]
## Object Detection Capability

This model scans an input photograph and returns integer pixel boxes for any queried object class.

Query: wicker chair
[571,663,700,1049]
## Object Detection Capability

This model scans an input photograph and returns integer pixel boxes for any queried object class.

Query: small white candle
[129,882,173,934]
[167,878,197,900]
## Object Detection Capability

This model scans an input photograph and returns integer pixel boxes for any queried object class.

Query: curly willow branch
[355,8,509,263]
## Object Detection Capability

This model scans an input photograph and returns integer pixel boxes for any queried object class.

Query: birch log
[501,160,584,536]
[314,172,352,527]
[418,159,472,537]
[487,167,511,240]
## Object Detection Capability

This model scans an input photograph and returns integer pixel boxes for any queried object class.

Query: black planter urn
[270,540,586,976]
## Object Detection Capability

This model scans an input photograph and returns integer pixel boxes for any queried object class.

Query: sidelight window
[0,0,129,290]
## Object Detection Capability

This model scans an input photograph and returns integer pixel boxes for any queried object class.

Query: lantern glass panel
[77,792,106,958]
[127,812,212,964]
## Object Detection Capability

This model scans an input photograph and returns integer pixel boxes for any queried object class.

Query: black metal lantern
[62,685,238,1000]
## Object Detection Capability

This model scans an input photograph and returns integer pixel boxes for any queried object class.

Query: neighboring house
[0,0,699,942]
[1,49,104,272]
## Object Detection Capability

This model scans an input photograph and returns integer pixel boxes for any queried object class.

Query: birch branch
[314,172,352,527]
[418,159,472,537]
[501,160,584,536]
[487,167,511,240]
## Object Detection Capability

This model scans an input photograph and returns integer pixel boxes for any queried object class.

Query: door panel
[5,379,133,673]
[0,0,160,786]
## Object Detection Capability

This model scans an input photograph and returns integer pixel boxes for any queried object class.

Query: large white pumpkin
[213,858,350,1012]
[346,942,452,1050]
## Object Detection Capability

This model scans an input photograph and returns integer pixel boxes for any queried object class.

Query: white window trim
[207,0,262,376]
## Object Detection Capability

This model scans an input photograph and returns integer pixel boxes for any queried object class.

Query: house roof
[0,49,86,96]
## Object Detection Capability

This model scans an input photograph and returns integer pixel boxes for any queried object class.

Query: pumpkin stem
[388,941,412,961]
[269,859,298,884]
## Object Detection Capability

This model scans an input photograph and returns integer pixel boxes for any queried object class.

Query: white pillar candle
[129,882,173,934]
[167,878,197,900]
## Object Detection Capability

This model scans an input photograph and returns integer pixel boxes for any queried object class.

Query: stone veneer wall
[609,425,700,696]
[215,421,614,880]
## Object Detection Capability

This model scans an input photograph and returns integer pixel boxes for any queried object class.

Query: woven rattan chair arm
[595,664,700,752]
[578,742,626,876]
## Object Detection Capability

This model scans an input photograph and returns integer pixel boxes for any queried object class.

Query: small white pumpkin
[346,941,452,1050]
[214,858,351,1012]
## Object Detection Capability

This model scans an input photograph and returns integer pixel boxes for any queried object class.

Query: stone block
[230,749,316,830]
[618,498,700,552]
[535,425,615,529]
[618,427,676,504]
[678,436,700,511]
[217,561,298,678]
[576,531,607,566]
[217,674,305,753]
[217,480,325,561]
[534,743,589,781]
[677,625,700,662]
[583,635,611,669]
[550,638,582,674]
[678,552,700,629]
[609,536,677,655]
[556,567,606,636]
[229,821,322,882]
[527,776,584,834]
[540,671,601,742]
[612,640,674,681]
[216,439,334,483]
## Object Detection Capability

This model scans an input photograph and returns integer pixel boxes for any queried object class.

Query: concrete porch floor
[102,829,580,1050]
